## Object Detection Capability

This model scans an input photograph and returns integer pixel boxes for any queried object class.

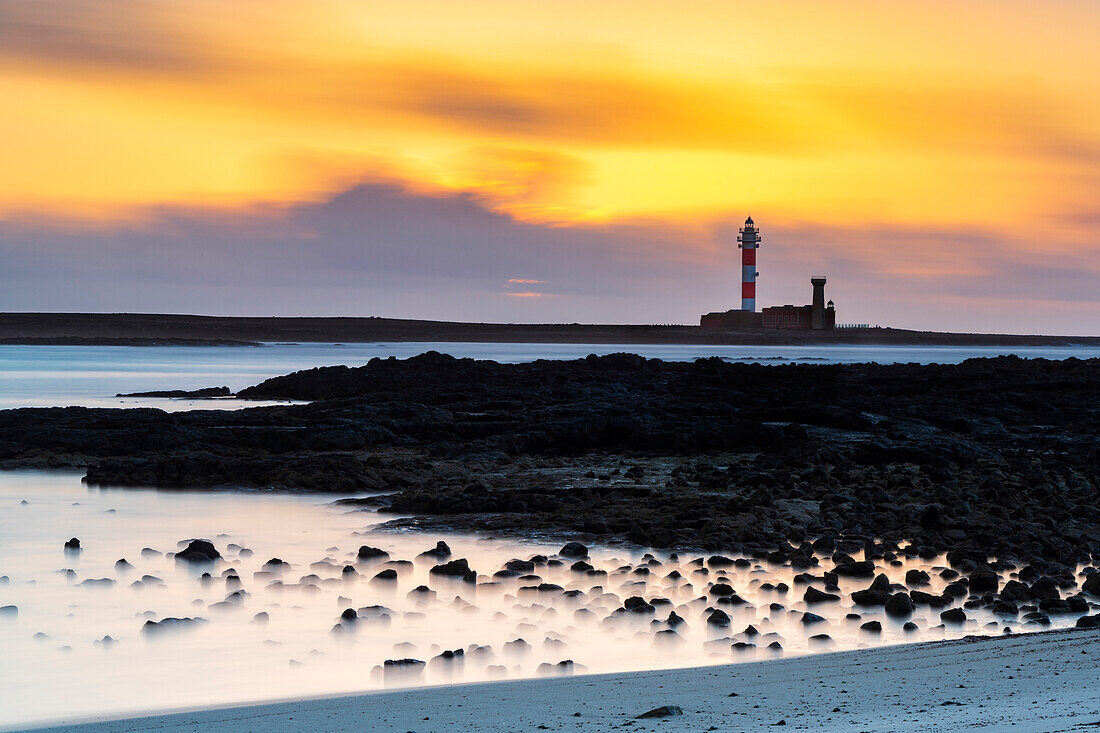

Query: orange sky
[1,0,1099,330]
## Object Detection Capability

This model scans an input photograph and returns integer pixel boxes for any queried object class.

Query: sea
[3,341,1099,411]
[0,342,1097,729]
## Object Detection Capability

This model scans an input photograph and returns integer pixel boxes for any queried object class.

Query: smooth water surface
[0,472,1087,729]
[3,342,1100,410]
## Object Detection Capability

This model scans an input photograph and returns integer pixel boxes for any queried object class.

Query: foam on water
[0,471,1090,729]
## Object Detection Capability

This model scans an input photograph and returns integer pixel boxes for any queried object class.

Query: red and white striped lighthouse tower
[737,216,760,312]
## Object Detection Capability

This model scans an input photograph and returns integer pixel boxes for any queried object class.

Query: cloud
[0,179,708,319]
[2,174,1098,334]
[0,0,213,73]
[7,2,1089,163]
[507,279,545,284]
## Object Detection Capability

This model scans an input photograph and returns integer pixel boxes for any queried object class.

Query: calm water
[0,472,1087,730]
[2,342,1099,411]
[2,343,1098,728]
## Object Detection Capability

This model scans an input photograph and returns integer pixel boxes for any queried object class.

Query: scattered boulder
[142,617,207,635]
[969,568,1000,594]
[1075,614,1100,629]
[407,585,436,600]
[382,658,425,677]
[1028,576,1061,602]
[429,558,477,583]
[851,588,891,606]
[1067,596,1089,613]
[1082,574,1100,597]
[357,545,389,561]
[885,593,914,617]
[1023,611,1051,626]
[989,600,1018,615]
[905,569,931,586]
[804,587,840,603]
[624,596,656,614]
[79,578,116,588]
[505,559,536,573]
[867,574,892,593]
[707,609,731,627]
[940,608,967,623]
[176,540,221,563]
[1001,580,1031,602]
[834,560,875,577]
[637,706,683,719]
[418,541,452,560]
[558,542,589,559]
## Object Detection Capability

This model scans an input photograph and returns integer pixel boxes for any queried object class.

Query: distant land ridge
[0,312,1097,347]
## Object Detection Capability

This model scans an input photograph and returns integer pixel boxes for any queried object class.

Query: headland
[1,312,1097,346]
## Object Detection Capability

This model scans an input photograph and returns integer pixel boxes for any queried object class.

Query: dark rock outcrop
[2,354,1099,569]
[117,387,231,399]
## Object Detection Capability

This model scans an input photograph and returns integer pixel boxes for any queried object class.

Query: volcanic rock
[940,608,967,623]
[885,593,914,617]
[429,558,477,582]
[176,540,221,563]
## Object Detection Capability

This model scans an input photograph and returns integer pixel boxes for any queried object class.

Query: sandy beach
[24,627,1100,732]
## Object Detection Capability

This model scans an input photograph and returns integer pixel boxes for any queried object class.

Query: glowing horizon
[1,0,1098,332]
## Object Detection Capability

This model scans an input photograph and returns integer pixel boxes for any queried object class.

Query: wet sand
[2,312,1098,346]
[26,627,1100,732]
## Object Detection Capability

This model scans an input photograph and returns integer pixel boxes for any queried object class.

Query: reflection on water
[3,342,1100,410]
[0,471,1089,729]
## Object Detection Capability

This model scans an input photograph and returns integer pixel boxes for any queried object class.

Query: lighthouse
[701,214,835,329]
[737,216,760,312]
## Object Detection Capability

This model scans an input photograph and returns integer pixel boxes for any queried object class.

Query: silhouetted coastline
[3,352,1098,578]
[1,313,1098,346]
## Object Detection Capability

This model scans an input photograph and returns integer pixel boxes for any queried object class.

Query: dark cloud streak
[2,180,1098,333]
[0,0,211,73]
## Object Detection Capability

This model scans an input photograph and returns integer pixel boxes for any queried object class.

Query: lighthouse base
[699,310,763,329]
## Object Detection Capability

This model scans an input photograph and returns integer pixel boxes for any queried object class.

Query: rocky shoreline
[1,353,1098,578]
